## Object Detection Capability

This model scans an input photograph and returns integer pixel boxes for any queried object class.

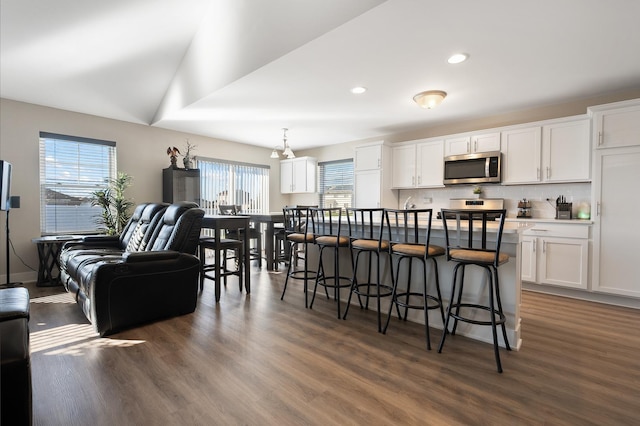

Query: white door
[354,169,380,208]
[520,236,537,283]
[392,145,416,188]
[539,237,588,289]
[502,127,542,184]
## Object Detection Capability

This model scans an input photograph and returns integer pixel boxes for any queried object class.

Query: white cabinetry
[354,141,397,208]
[280,156,317,194]
[521,222,589,290]
[444,132,500,156]
[590,99,640,298]
[501,126,542,184]
[591,100,640,149]
[392,140,444,189]
[502,118,590,184]
[542,118,591,182]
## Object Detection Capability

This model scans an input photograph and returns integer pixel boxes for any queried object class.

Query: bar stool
[281,206,317,308]
[343,208,393,332]
[382,208,445,350]
[219,205,262,267]
[437,209,511,373]
[309,207,352,319]
[198,236,244,301]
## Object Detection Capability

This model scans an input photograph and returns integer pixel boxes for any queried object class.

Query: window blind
[318,159,354,208]
[39,132,116,234]
[197,157,269,215]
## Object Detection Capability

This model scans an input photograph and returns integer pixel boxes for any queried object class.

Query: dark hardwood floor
[25,267,640,425]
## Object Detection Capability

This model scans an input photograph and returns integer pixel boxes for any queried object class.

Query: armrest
[122,251,180,263]
[63,235,120,250]
[81,235,120,243]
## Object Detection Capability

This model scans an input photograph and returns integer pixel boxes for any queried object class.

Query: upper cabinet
[354,141,397,208]
[392,140,444,189]
[501,126,542,184]
[590,100,640,149]
[280,156,317,194]
[354,143,382,171]
[444,132,500,156]
[542,118,590,182]
[502,118,590,184]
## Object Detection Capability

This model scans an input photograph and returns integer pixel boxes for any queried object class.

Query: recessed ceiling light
[351,86,367,94]
[448,53,469,64]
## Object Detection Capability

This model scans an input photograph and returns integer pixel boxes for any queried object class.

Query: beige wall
[0,98,288,282]
[2,88,640,281]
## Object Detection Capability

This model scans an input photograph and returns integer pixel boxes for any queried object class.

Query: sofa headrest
[162,202,199,225]
[141,203,167,222]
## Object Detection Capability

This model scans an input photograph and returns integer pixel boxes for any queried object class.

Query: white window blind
[319,159,353,208]
[197,157,269,215]
[39,132,116,234]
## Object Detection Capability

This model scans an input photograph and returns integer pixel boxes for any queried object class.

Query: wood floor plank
[23,268,640,425]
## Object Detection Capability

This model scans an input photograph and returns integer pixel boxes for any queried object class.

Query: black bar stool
[281,206,317,308]
[198,236,244,300]
[309,207,352,319]
[219,204,262,267]
[438,208,511,373]
[343,208,393,332]
[382,208,445,350]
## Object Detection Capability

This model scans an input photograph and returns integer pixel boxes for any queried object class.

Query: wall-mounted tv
[0,160,12,211]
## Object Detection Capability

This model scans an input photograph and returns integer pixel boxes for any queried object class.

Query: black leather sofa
[60,202,204,336]
[0,286,32,425]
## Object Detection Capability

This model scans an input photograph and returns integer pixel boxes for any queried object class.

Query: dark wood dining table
[201,215,251,302]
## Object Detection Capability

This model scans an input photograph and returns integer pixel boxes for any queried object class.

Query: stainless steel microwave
[443,151,501,185]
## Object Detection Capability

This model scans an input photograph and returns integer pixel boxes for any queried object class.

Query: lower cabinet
[520,222,589,290]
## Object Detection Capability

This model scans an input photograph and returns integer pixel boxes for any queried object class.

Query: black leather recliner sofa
[60,202,204,336]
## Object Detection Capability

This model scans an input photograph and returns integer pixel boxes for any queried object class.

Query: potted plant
[91,172,133,235]
[473,186,482,198]
[182,140,196,169]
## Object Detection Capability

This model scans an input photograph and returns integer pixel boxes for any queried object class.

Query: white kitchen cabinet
[353,141,397,208]
[354,143,382,171]
[444,132,500,156]
[542,118,591,182]
[521,223,589,290]
[280,156,317,194]
[392,139,444,188]
[590,99,640,149]
[501,126,542,184]
[591,145,640,298]
[391,144,417,188]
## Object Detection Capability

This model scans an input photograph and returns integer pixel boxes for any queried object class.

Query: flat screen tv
[0,160,12,211]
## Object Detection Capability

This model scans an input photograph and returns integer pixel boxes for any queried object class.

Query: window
[318,159,353,208]
[197,157,269,215]
[39,132,116,234]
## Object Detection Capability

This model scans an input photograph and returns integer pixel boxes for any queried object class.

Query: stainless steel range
[437,198,505,220]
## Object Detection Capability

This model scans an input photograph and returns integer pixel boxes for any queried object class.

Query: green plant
[473,186,482,194]
[91,172,134,235]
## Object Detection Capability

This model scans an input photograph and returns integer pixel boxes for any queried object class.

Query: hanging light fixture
[270,147,279,158]
[413,90,447,109]
[281,128,295,158]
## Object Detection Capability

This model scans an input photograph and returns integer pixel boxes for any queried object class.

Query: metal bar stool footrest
[447,302,506,328]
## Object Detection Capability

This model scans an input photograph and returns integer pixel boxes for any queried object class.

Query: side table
[31,235,83,287]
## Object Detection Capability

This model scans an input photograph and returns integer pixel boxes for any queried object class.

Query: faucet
[403,196,415,209]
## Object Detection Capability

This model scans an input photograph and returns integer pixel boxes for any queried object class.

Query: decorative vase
[170,156,178,169]
[183,156,193,170]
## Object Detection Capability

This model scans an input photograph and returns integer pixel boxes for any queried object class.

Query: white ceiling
[2,0,640,151]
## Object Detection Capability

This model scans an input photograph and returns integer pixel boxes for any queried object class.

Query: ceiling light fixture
[448,53,469,64]
[270,147,279,158]
[281,128,295,158]
[351,86,367,94]
[413,90,447,109]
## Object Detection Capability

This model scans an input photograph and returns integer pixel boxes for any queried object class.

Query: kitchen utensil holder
[556,202,572,220]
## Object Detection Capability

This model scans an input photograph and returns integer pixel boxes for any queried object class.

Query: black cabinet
[162,168,201,205]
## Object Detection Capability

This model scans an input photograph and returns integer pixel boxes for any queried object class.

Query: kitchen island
[307,218,533,350]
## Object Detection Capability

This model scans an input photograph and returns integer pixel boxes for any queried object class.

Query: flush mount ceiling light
[448,53,469,64]
[351,86,367,94]
[413,90,447,109]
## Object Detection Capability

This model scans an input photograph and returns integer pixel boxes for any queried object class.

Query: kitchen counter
[506,218,593,225]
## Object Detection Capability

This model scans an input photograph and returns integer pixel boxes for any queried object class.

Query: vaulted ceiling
[2,0,640,150]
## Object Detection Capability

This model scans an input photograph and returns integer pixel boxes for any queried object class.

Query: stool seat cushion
[392,243,445,258]
[287,232,315,243]
[450,248,509,265]
[315,235,350,246]
[351,239,389,251]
